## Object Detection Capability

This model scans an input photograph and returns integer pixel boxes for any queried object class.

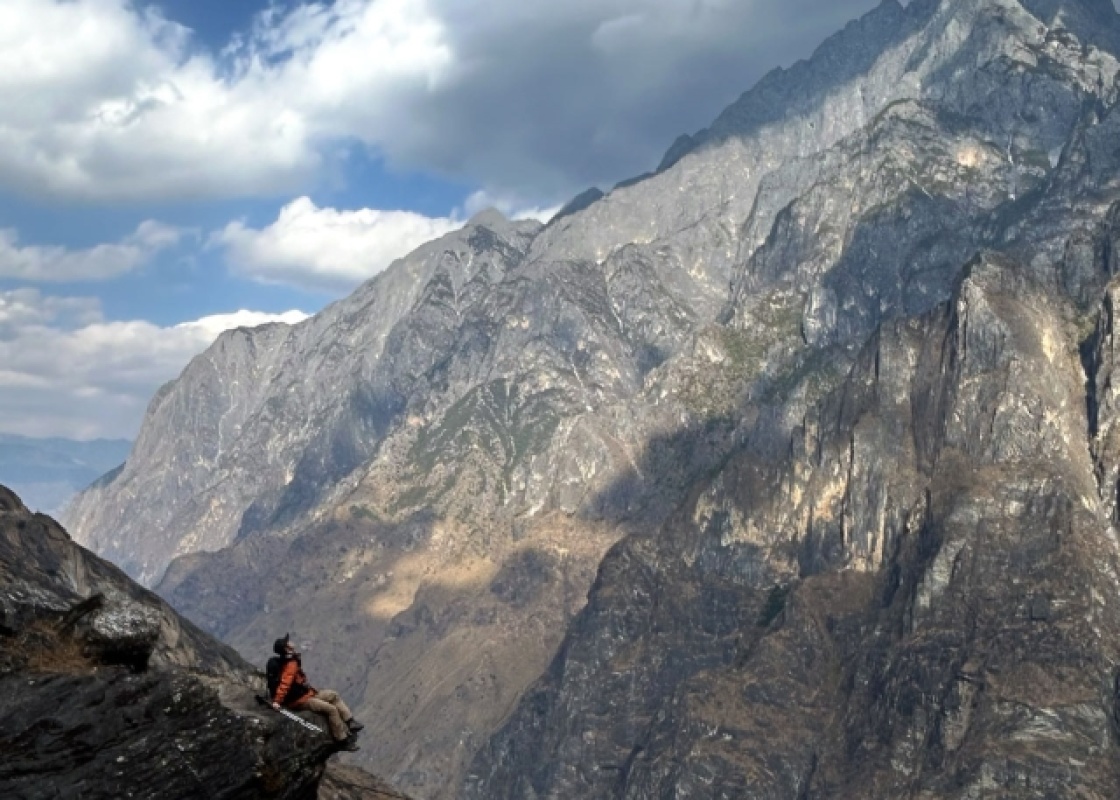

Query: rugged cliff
[467,252,1120,797]
[464,1,1120,793]
[63,0,1120,797]
[0,485,407,800]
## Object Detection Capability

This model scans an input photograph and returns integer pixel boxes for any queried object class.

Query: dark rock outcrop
[0,486,408,800]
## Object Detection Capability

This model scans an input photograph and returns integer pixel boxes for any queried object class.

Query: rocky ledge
[0,485,408,800]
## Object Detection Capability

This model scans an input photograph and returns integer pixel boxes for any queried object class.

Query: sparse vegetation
[409,380,563,487]
[387,483,435,515]
[18,619,95,675]
[679,294,805,417]
[350,504,380,522]
[761,346,846,404]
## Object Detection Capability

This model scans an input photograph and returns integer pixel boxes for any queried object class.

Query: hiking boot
[346,719,364,733]
[336,735,360,752]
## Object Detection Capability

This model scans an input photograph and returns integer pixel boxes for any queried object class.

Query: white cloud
[180,309,310,339]
[0,289,307,439]
[0,288,103,333]
[0,0,451,201]
[0,0,885,204]
[0,221,182,282]
[215,196,461,292]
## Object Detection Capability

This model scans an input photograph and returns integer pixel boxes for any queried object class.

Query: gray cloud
[382,0,884,202]
[0,0,884,204]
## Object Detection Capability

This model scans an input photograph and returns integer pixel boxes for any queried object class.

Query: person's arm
[273,660,298,707]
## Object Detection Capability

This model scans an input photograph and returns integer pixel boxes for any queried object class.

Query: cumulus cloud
[0,0,885,204]
[215,196,461,292]
[0,0,329,200]
[0,288,103,333]
[0,221,182,282]
[0,289,308,439]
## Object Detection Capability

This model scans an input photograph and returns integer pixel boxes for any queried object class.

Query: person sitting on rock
[268,633,363,751]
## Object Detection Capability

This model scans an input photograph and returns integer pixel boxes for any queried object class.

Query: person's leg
[300,696,348,740]
[314,689,354,724]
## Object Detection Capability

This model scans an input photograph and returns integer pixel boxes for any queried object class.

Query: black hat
[273,633,290,656]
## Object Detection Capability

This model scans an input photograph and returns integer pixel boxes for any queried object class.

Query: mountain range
[64,0,1120,797]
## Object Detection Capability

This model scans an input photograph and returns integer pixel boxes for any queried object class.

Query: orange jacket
[273,658,317,707]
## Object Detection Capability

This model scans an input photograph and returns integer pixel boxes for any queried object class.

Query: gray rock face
[64,216,541,586]
[63,0,1120,797]
[467,253,1120,798]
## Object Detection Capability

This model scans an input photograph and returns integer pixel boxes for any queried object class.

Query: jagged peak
[467,207,508,228]
[961,0,1120,52]
[463,207,544,243]
[550,187,606,224]
[656,0,914,170]
[656,0,1119,174]
[1019,0,1118,24]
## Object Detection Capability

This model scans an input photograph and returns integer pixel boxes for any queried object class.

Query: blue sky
[11,0,1072,440]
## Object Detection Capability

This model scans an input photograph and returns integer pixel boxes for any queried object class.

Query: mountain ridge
[64,0,1120,796]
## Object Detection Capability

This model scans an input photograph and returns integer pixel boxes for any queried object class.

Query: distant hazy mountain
[0,434,130,515]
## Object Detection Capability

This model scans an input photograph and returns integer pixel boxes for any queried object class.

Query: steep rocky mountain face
[65,0,1120,797]
[0,485,407,799]
[467,255,1120,798]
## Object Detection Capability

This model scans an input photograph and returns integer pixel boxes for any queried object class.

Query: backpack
[266,655,310,705]
[266,656,284,698]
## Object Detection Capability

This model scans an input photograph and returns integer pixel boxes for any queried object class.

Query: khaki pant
[298,689,353,740]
